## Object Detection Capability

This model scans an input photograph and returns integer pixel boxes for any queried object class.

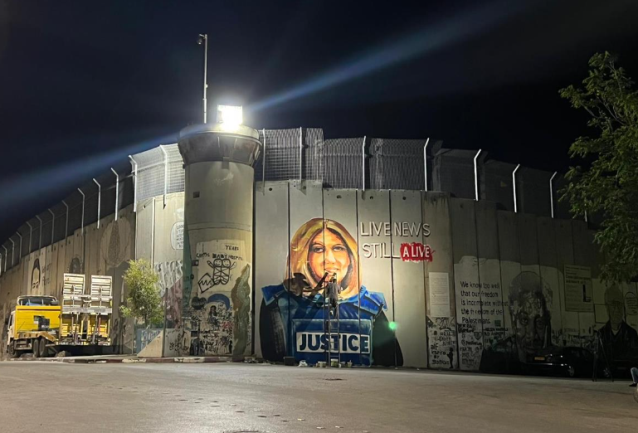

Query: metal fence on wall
[371,138,427,190]
[0,126,578,272]
[0,167,133,273]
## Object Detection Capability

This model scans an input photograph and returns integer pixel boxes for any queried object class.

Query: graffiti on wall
[427,316,457,369]
[260,218,403,366]
[188,240,251,357]
[136,328,162,353]
[171,208,184,250]
[155,261,183,327]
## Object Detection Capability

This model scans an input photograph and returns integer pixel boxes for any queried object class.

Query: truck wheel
[7,342,17,358]
[32,339,40,358]
[38,338,48,358]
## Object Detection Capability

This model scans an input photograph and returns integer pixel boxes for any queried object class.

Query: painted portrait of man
[480,271,552,372]
[260,218,402,366]
[598,285,638,362]
[509,272,552,362]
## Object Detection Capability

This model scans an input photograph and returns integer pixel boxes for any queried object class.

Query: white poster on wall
[171,222,184,250]
[564,265,593,312]
[429,272,450,318]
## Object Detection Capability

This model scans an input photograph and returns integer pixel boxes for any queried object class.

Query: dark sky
[1,0,637,242]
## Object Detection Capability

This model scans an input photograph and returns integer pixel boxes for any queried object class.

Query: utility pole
[197,34,208,123]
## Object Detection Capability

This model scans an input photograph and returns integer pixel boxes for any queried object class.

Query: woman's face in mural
[308,230,351,285]
[31,267,40,291]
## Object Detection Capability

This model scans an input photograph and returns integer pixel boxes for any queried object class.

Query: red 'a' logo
[400,243,433,262]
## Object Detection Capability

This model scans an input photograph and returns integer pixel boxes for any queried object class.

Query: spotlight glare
[217,105,243,131]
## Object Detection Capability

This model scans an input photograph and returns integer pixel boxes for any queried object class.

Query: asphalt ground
[0,362,635,433]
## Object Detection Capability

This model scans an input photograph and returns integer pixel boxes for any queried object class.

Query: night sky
[1,0,637,242]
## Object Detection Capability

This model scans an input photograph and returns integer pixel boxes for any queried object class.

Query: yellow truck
[5,274,113,358]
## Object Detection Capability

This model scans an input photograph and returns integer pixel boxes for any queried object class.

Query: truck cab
[6,296,61,358]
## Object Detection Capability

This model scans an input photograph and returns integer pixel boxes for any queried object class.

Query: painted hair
[32,258,41,279]
[285,218,359,294]
[508,271,552,316]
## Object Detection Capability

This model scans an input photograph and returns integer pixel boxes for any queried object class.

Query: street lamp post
[198,33,208,123]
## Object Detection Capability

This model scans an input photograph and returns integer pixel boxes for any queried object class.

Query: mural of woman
[260,218,402,366]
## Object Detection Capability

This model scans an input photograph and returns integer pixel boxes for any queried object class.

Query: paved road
[0,362,635,433]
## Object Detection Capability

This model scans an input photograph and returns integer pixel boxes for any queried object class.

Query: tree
[120,259,163,327]
[560,52,638,283]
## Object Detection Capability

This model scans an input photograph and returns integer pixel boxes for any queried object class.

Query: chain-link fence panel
[132,147,166,202]
[164,144,185,194]
[323,138,364,189]
[259,128,302,181]
[304,128,324,182]
[432,149,476,199]
[370,138,426,190]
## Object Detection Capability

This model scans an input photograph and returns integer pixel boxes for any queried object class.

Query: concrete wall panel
[46,243,58,297]
[25,252,34,295]
[390,190,427,368]
[151,193,185,353]
[450,198,482,371]
[285,181,326,361]
[496,211,520,361]
[84,222,100,281]
[43,245,54,296]
[323,189,363,362]
[536,217,563,346]
[255,181,290,359]
[358,189,397,366]
[554,219,578,346]
[475,201,506,368]
[572,221,597,343]
[423,192,457,370]
[21,253,31,296]
[135,198,154,262]
[98,206,135,352]
[515,214,554,355]
[153,193,184,264]
[55,240,66,299]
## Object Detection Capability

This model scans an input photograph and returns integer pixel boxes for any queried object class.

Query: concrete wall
[1,175,633,372]
[252,182,634,371]
[0,204,136,355]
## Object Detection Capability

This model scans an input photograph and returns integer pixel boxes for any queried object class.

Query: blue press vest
[262,285,386,366]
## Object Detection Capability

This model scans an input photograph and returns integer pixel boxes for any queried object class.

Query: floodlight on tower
[217,105,243,132]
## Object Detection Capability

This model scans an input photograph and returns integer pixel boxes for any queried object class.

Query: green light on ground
[389,321,397,331]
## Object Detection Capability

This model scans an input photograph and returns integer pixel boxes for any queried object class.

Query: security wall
[254,181,638,370]
[2,172,636,371]
[0,204,136,356]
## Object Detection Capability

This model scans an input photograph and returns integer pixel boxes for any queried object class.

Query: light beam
[249,1,528,112]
